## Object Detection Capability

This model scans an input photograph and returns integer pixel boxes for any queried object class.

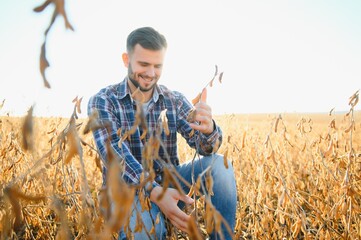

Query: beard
[128,64,158,92]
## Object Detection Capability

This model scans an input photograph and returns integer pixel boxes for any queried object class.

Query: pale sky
[0,0,360,117]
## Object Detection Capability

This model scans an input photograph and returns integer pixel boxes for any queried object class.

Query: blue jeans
[118,154,237,240]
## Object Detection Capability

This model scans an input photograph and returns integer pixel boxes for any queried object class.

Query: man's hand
[189,88,215,135]
[150,186,194,233]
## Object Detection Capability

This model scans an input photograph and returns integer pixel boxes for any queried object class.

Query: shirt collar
[119,77,164,103]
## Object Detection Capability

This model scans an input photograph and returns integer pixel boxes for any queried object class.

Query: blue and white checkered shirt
[87,78,222,186]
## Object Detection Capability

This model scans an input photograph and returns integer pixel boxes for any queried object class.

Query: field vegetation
[0,91,360,239]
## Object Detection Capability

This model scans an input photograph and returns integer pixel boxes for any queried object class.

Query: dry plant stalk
[21,106,34,151]
[187,213,203,240]
[187,65,224,123]
[34,0,74,88]
[64,117,83,164]
[102,141,135,233]
[4,185,46,232]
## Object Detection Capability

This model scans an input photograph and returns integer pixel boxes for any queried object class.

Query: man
[87,26,237,239]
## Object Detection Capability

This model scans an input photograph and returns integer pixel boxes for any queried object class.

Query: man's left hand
[189,88,214,135]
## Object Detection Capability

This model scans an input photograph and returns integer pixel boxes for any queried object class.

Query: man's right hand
[150,186,194,233]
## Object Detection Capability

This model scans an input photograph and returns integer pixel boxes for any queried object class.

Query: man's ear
[122,52,129,67]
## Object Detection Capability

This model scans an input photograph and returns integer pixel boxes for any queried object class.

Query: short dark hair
[126,27,167,53]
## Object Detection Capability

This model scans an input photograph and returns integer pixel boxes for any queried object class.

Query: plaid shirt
[87,78,222,186]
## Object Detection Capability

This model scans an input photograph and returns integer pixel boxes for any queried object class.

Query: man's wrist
[203,119,216,136]
[149,185,163,203]
[145,181,160,199]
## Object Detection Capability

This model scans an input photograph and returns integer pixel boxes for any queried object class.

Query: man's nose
[146,66,155,77]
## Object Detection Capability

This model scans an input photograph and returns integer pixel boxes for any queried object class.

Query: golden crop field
[1,100,361,239]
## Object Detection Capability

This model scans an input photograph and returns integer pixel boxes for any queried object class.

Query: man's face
[124,44,166,92]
